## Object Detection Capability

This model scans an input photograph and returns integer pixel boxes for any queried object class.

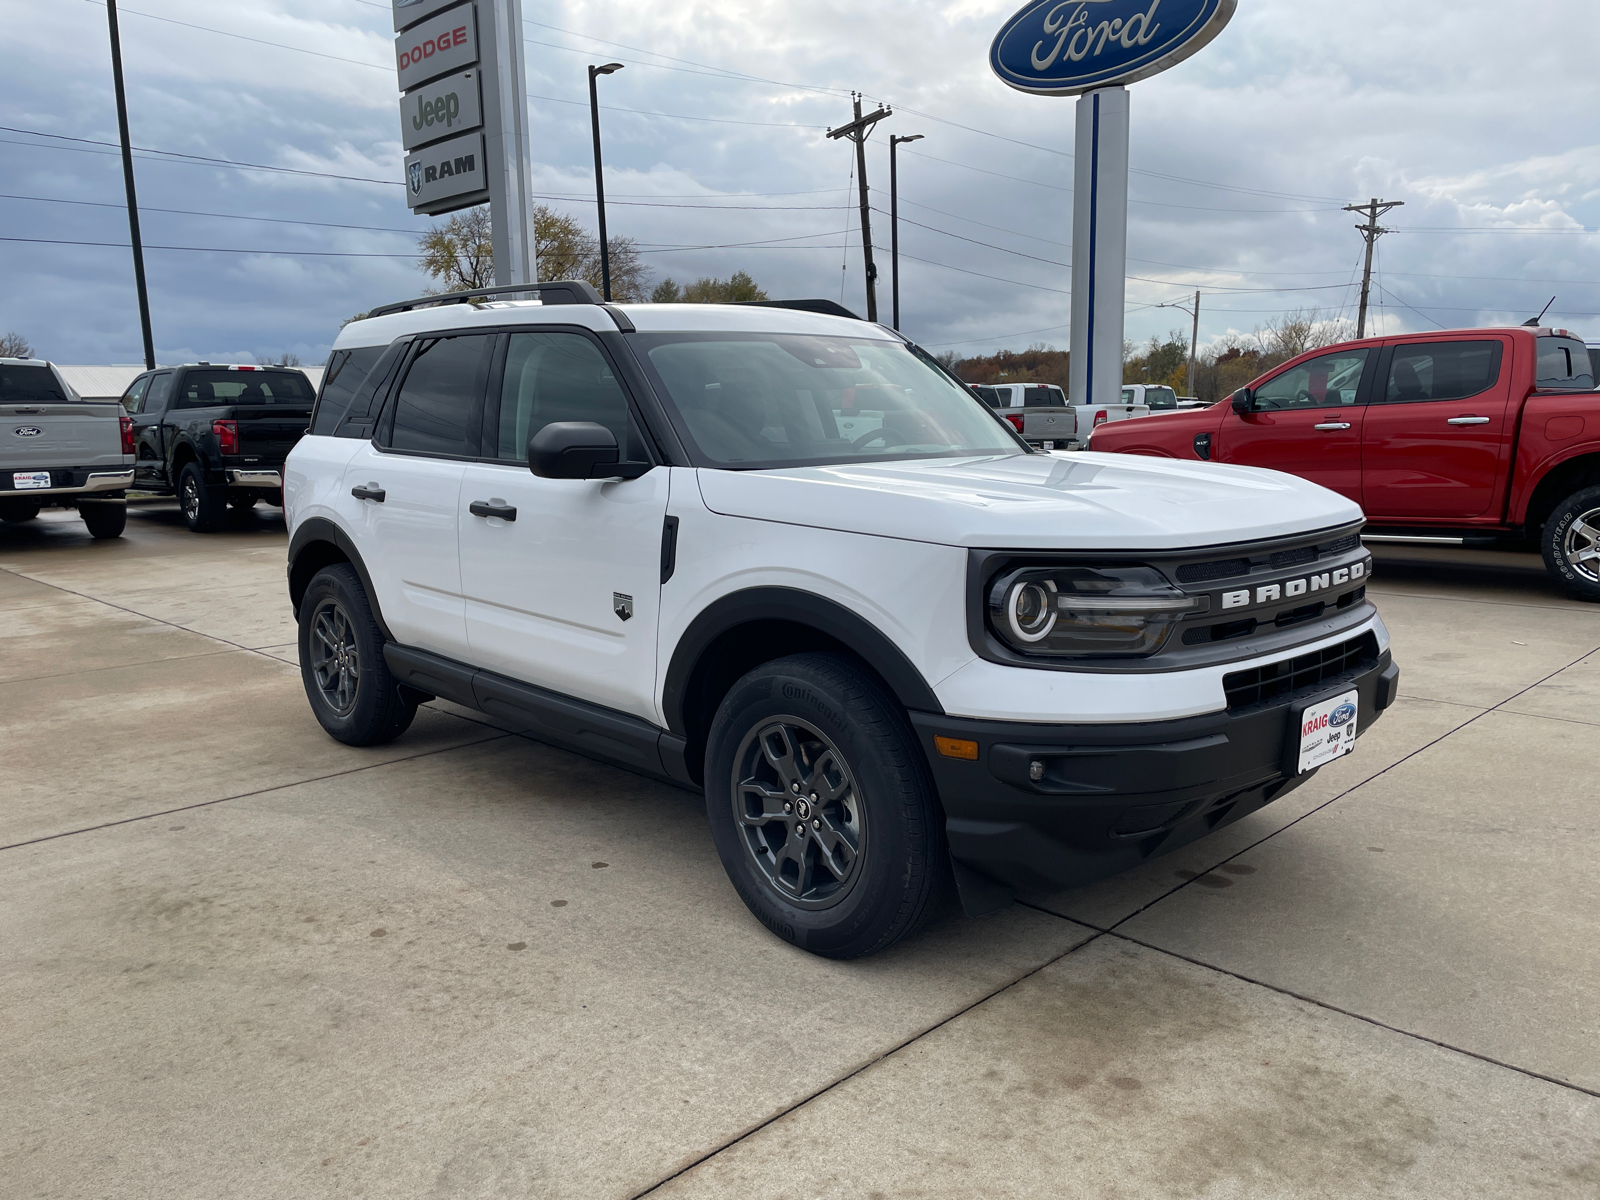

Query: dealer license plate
[13,471,50,490]
[1296,688,1359,775]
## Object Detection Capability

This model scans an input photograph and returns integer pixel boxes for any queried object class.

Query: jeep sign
[402,129,487,214]
[395,4,478,91]
[400,71,483,151]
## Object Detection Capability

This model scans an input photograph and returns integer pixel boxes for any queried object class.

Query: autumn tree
[417,205,653,301]
[0,331,32,358]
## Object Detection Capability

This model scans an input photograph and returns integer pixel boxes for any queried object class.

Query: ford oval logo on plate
[1329,702,1358,728]
[990,0,1237,96]
[14,426,43,437]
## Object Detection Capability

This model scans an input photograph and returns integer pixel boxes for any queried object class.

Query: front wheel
[704,652,948,959]
[1541,485,1600,602]
[297,564,416,745]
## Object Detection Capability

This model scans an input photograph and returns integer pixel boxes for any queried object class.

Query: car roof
[332,299,900,352]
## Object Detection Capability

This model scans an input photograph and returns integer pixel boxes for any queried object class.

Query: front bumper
[0,468,134,499]
[913,649,1398,902]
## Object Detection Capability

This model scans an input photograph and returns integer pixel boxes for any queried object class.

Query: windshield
[1144,387,1178,410]
[635,332,1023,468]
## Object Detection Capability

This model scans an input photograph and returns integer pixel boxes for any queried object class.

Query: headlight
[988,565,1208,658]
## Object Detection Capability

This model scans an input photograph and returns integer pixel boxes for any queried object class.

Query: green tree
[418,207,493,292]
[417,205,653,301]
[650,278,683,303]
[668,271,768,303]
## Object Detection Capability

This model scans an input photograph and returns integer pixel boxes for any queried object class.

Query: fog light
[1028,760,1045,782]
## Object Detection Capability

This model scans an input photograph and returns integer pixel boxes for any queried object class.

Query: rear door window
[1536,337,1595,391]
[310,346,385,435]
[144,372,175,413]
[121,376,150,413]
[1382,341,1502,403]
[382,334,492,457]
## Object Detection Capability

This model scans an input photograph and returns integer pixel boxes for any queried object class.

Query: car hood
[694,452,1362,550]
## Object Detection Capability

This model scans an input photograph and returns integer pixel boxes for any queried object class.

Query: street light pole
[888,133,922,332]
[587,62,624,301]
[1155,290,1202,397]
[105,0,155,370]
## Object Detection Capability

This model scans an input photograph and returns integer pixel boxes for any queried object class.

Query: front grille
[1176,557,1251,584]
[1223,632,1379,711]
[1175,531,1363,586]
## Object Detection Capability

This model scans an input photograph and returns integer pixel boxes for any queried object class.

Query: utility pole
[588,63,624,301]
[888,133,922,331]
[827,94,891,322]
[105,0,155,370]
[1344,197,1403,339]
[1154,290,1202,396]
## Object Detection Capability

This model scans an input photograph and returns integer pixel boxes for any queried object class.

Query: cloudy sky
[4,0,1598,366]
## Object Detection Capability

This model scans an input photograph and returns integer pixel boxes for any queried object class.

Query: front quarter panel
[1090,407,1221,458]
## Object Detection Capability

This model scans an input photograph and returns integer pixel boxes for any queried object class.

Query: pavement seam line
[1107,929,1600,1101]
[1086,640,1599,934]
[0,722,512,853]
[1,567,294,666]
[1366,587,1598,615]
[628,924,1107,1199]
[0,646,243,687]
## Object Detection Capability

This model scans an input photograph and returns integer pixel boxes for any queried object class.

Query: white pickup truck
[1,358,134,538]
[975,381,1149,449]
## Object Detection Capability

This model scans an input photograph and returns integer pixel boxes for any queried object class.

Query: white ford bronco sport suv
[285,282,1398,959]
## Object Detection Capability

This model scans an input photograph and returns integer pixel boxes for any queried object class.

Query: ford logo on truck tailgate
[13,426,43,437]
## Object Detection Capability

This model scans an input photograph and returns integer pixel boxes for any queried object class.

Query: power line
[81,0,391,71]
[1,235,421,257]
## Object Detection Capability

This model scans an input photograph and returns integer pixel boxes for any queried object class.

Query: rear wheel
[79,501,127,539]
[298,563,416,745]
[704,652,948,959]
[0,501,41,524]
[1541,485,1600,602]
[178,462,226,532]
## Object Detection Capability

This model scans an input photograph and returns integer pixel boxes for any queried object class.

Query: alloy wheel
[180,475,200,522]
[309,598,361,717]
[1563,507,1600,584]
[731,718,865,909]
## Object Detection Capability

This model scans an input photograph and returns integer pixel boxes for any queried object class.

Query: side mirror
[527,421,651,480]
[1230,387,1255,414]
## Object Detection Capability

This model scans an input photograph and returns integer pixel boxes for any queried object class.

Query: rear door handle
[351,484,385,502]
[1447,416,1490,425]
[469,500,517,521]
[1313,422,1352,431]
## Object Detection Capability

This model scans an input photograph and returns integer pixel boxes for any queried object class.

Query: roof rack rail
[734,298,863,321]
[364,280,603,320]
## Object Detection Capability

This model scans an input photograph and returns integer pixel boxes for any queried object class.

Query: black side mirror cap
[528,421,651,480]
[1230,387,1255,414]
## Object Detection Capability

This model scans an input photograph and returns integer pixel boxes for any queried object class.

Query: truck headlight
[988,565,1207,657]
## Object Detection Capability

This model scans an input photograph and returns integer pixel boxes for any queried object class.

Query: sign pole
[1068,86,1129,408]
[480,0,535,286]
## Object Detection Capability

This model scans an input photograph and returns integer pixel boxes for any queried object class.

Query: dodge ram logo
[407,162,423,195]
[13,426,42,437]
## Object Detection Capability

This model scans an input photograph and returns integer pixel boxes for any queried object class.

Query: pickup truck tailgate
[3,401,125,470]
[233,405,311,458]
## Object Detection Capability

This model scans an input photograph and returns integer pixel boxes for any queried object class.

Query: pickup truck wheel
[1,501,41,524]
[177,462,226,532]
[297,564,416,745]
[78,501,126,539]
[1543,485,1600,602]
[704,652,948,959]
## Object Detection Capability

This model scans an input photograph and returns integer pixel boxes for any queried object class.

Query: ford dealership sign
[990,0,1236,95]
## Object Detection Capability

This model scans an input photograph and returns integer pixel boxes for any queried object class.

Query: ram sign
[403,129,487,214]
[990,0,1237,95]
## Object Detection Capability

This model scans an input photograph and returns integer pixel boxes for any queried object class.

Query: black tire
[0,501,41,524]
[297,564,416,745]
[1541,485,1600,602]
[79,501,127,539]
[704,652,949,959]
[177,462,226,532]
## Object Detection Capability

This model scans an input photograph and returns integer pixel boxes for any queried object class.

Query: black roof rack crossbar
[364,280,603,320]
[734,298,863,321]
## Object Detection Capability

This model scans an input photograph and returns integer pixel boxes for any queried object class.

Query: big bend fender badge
[613,593,633,622]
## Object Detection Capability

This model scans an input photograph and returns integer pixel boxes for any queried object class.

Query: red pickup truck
[1087,326,1600,599]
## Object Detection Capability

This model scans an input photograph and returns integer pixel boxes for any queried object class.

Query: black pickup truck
[120,364,314,531]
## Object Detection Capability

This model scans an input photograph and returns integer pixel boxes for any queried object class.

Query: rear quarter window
[1536,338,1595,391]
[311,346,385,435]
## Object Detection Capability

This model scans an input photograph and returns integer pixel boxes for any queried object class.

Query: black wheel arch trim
[660,586,946,738]
[287,517,393,641]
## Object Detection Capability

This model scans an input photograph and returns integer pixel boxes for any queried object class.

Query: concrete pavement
[2,507,1596,1198]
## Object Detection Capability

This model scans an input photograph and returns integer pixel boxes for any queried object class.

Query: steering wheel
[851,426,897,449]
[1295,390,1315,406]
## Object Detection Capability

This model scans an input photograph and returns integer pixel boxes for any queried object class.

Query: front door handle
[1313,422,1352,431]
[1447,416,1491,426]
[351,484,386,502]
[469,500,517,522]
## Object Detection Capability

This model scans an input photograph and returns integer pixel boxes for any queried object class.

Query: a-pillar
[1069,86,1130,408]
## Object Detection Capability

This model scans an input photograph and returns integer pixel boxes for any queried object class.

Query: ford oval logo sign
[991,0,1237,96]
[14,426,43,438]
[1329,702,1357,728]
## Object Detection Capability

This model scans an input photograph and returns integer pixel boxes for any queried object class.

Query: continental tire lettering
[781,682,840,727]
